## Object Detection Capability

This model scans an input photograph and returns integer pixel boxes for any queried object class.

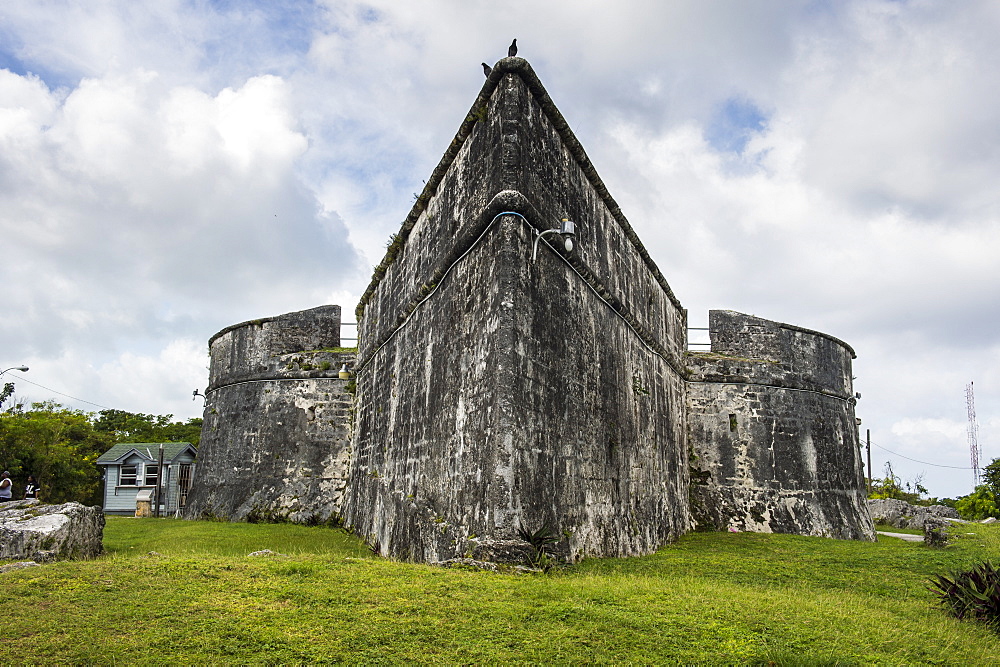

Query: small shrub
[929,561,1000,629]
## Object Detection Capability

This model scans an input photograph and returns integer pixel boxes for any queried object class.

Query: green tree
[93,409,202,446]
[0,382,13,409]
[952,457,1000,520]
[982,457,1000,496]
[0,402,113,505]
[0,404,201,506]
[869,462,928,504]
[955,485,1000,521]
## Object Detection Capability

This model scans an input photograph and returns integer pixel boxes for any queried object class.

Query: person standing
[23,475,39,500]
[0,471,12,502]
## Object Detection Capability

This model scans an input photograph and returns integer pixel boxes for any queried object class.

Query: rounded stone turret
[184,305,356,524]
[685,310,874,540]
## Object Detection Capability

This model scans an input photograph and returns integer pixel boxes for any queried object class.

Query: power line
[7,376,115,411]
[870,441,974,470]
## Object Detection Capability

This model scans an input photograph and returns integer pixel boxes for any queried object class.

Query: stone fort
[185,57,874,563]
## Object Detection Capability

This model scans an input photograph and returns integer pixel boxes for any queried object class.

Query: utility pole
[968,382,981,487]
[866,429,872,494]
[154,444,165,518]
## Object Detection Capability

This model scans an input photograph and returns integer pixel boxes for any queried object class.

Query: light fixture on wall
[532,218,576,262]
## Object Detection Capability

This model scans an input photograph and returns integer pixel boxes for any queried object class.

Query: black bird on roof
[508,39,517,57]
[482,62,491,77]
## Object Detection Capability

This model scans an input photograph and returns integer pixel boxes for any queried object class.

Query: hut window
[120,465,137,486]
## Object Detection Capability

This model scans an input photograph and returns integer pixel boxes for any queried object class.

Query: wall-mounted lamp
[192,389,207,402]
[532,218,576,262]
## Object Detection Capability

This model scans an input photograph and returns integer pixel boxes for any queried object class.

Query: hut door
[178,464,193,508]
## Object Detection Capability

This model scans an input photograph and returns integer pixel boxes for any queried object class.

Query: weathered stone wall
[686,310,874,540]
[343,58,690,563]
[184,306,355,523]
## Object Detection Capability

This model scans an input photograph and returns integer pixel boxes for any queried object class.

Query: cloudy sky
[2,0,998,498]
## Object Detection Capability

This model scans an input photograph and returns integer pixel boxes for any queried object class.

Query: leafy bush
[951,457,1000,520]
[929,561,1000,629]
[869,461,928,505]
[955,486,1000,521]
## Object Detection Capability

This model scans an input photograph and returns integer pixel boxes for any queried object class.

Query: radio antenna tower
[967,381,981,486]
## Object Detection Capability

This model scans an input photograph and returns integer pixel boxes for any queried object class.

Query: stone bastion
[184,305,357,524]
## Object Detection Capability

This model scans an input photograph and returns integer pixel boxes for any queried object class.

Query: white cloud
[1,61,364,421]
[96,338,209,417]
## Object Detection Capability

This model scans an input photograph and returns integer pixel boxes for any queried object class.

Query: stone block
[0,500,105,561]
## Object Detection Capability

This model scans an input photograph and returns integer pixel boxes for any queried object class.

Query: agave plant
[516,523,560,571]
[929,561,1000,629]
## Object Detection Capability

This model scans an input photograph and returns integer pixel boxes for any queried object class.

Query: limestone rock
[342,58,692,564]
[0,561,40,574]
[867,498,959,530]
[185,306,354,525]
[0,500,104,561]
[923,518,950,547]
[185,56,877,563]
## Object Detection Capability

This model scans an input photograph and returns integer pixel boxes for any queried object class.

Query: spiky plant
[516,524,560,572]
[929,561,1000,629]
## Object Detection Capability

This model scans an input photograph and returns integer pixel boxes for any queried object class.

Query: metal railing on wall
[341,322,358,343]
[687,327,711,351]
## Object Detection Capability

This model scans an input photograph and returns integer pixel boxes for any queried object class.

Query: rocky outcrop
[867,498,959,530]
[0,500,104,561]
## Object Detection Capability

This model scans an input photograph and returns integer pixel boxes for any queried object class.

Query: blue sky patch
[706,97,768,154]
[199,0,321,72]
[0,35,76,91]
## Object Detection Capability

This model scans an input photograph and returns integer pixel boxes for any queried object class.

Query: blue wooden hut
[96,443,197,516]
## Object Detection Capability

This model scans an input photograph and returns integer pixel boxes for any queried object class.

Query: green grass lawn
[2,518,999,664]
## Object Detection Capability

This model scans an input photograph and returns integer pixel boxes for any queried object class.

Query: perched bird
[508,39,517,57]
[482,62,491,77]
